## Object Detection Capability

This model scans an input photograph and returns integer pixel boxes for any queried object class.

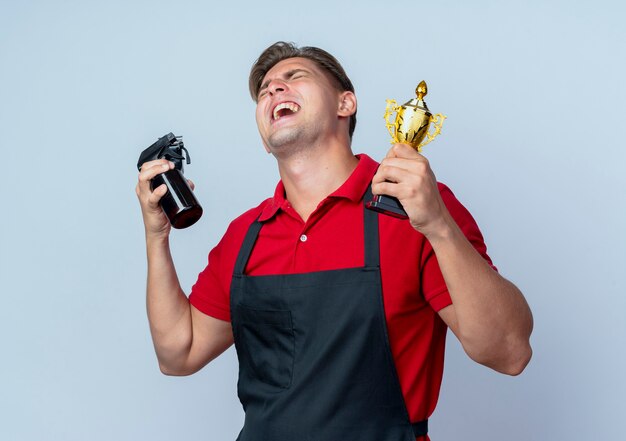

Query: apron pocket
[236,305,295,389]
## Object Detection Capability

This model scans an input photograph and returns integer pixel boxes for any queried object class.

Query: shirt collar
[259,153,379,222]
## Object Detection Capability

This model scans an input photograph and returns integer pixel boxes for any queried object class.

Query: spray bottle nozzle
[137,132,191,173]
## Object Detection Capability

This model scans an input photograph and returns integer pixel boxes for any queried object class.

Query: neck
[277,144,358,222]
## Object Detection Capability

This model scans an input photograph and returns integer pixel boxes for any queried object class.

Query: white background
[1,1,624,439]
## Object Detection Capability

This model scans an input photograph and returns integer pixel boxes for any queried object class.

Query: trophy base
[366,195,408,219]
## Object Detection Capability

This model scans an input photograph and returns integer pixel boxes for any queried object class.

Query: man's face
[255,57,345,156]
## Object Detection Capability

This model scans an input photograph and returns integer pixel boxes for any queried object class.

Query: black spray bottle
[137,133,203,229]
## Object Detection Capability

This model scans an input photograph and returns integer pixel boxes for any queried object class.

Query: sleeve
[188,202,268,322]
[189,237,232,322]
[420,183,497,312]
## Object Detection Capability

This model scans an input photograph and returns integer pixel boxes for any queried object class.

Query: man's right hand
[136,159,232,375]
[136,159,175,238]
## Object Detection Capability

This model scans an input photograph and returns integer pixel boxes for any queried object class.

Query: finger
[375,163,416,186]
[137,162,174,193]
[141,160,174,176]
[384,145,399,159]
[138,160,174,182]
[187,179,195,191]
[371,180,404,198]
[372,161,408,185]
[139,158,171,172]
[391,143,422,158]
[381,156,430,177]
[147,183,169,207]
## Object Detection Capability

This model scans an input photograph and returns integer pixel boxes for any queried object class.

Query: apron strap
[363,185,380,269]
[234,183,380,275]
[233,216,263,276]
[412,419,429,437]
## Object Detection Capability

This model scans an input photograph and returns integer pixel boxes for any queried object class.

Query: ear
[337,91,357,117]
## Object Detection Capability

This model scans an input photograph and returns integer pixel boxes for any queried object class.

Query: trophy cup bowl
[392,104,432,149]
[366,81,446,219]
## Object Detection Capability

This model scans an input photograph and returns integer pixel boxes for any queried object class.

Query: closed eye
[287,69,309,80]
[257,68,309,100]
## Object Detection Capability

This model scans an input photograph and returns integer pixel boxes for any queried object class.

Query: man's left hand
[371,143,451,238]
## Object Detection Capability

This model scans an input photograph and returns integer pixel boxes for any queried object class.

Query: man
[136,42,533,441]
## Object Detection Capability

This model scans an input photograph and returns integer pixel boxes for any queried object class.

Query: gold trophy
[366,80,446,219]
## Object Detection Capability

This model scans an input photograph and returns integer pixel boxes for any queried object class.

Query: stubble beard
[267,123,321,158]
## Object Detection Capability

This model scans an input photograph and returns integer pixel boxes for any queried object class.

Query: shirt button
[299,234,308,242]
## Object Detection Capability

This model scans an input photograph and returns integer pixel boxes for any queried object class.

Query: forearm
[428,212,533,374]
[145,234,193,372]
[371,144,532,373]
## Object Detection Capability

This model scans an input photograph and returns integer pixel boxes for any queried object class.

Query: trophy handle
[419,113,447,149]
[384,99,399,143]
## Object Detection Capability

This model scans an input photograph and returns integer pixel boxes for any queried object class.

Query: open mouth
[272,102,300,121]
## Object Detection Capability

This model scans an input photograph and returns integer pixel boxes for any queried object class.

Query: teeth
[273,102,300,120]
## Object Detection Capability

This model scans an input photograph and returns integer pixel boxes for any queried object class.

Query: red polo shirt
[190,153,494,439]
